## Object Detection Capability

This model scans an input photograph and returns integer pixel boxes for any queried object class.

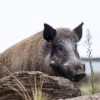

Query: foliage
[83,29,96,94]
[79,73,100,95]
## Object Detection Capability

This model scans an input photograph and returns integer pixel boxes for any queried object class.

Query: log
[0,71,81,100]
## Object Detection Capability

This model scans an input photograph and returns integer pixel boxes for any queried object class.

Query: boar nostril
[74,73,86,82]
[82,63,85,71]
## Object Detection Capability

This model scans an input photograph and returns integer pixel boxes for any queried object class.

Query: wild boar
[0,23,86,82]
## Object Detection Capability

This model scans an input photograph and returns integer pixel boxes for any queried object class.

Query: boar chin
[73,73,86,82]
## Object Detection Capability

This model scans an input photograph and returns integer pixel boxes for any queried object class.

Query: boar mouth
[73,73,86,82]
[51,64,74,81]
[51,64,86,82]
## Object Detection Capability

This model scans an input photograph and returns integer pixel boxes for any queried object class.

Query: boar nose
[74,72,86,82]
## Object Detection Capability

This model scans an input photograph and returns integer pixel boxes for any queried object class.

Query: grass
[32,73,47,100]
[80,29,97,94]
[79,73,100,95]
[0,63,47,100]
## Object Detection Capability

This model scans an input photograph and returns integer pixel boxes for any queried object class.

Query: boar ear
[74,22,84,41]
[43,23,57,41]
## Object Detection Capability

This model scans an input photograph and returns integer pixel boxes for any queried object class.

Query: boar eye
[58,46,63,51]
[53,44,64,52]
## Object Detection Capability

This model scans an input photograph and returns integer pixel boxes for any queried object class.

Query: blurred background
[0,0,100,95]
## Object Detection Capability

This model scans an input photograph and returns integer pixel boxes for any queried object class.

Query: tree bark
[0,71,81,100]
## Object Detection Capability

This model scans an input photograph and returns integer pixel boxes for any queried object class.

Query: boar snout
[63,62,86,82]
[72,63,86,82]
[50,60,86,82]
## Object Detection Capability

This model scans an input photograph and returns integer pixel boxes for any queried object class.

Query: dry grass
[84,29,96,94]
[79,73,100,95]
[0,63,47,100]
